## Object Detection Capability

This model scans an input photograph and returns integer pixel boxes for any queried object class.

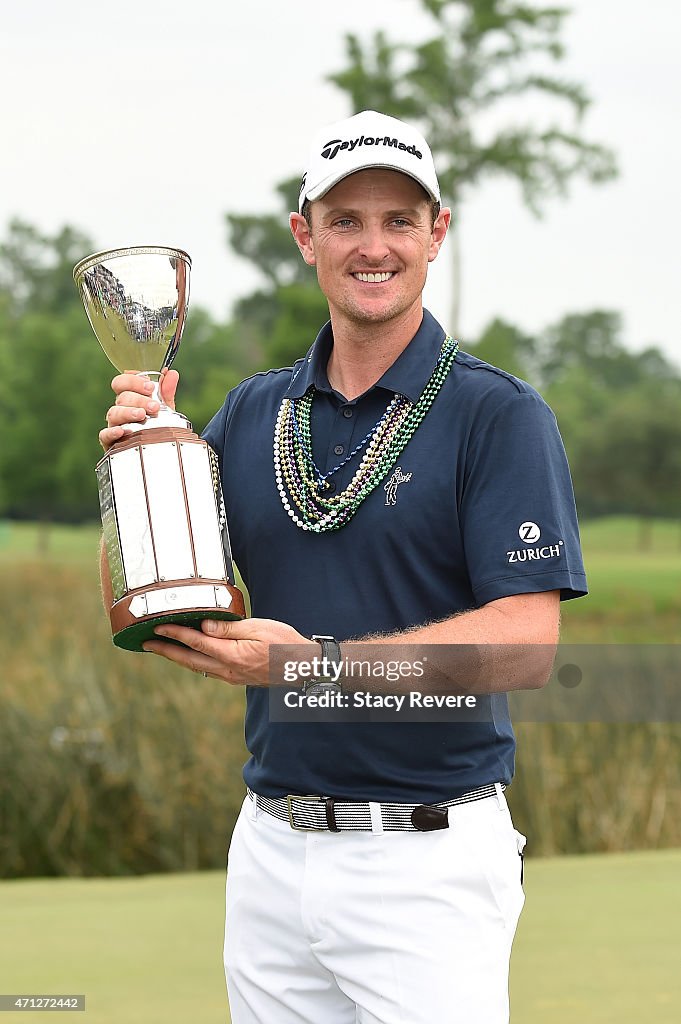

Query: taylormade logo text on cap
[321,135,423,162]
[299,110,440,212]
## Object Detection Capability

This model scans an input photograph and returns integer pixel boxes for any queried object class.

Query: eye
[390,218,411,228]
[334,218,355,229]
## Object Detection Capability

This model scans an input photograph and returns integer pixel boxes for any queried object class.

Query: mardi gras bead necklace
[274,336,459,532]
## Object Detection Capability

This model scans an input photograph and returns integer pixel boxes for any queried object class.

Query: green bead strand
[273,337,459,531]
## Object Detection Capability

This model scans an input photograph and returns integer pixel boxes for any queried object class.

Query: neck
[325,304,424,400]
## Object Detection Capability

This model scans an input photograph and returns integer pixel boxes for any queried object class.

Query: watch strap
[310,634,342,671]
[304,634,343,695]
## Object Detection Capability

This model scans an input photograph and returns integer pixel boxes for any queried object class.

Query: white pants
[224,789,526,1024]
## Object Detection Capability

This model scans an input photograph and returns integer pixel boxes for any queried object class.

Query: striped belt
[247,783,504,833]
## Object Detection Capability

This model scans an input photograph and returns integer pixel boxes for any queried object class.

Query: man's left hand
[142,618,314,686]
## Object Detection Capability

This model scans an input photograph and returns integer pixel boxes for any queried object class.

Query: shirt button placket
[326,405,358,490]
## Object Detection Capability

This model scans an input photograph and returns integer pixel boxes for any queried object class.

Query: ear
[428,207,451,263]
[290,213,316,266]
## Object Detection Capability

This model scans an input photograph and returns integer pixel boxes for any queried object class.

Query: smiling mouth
[352,272,396,283]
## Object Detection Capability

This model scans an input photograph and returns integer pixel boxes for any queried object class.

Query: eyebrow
[322,207,425,219]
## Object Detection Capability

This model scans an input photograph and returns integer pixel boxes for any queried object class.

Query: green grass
[1,849,679,1023]
[0,520,100,567]
[561,517,681,641]
[512,848,681,1022]
[580,516,680,555]
[0,872,228,1024]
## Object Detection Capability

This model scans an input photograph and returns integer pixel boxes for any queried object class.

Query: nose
[356,224,391,264]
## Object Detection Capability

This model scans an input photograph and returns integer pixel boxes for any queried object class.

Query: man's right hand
[99,368,180,451]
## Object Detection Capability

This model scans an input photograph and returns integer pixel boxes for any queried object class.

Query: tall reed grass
[0,563,248,877]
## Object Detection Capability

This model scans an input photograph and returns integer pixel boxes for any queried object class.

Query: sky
[2,0,679,365]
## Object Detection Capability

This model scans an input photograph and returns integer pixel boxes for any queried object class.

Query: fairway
[1,849,680,1023]
[0,521,101,567]
[560,517,681,641]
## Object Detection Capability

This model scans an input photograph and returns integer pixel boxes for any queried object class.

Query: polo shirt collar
[285,308,447,403]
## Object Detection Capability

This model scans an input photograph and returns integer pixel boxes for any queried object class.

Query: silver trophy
[73,246,245,652]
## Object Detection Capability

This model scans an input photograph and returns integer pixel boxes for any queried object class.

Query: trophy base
[120,408,192,433]
[113,606,243,653]
[110,581,247,653]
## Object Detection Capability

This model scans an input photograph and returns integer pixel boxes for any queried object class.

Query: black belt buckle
[411,804,449,831]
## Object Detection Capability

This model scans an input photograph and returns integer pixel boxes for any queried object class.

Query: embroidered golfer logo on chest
[384,466,413,506]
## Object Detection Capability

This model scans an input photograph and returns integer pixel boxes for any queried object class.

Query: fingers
[201,618,256,640]
[112,390,158,418]
[112,392,158,418]
[159,368,179,408]
[99,424,127,450]
[142,637,230,681]
[141,618,307,687]
[199,617,311,644]
[100,395,157,451]
[153,623,214,652]
[111,372,156,397]
[110,370,178,409]
[142,627,244,685]
[100,370,179,451]
[148,621,260,681]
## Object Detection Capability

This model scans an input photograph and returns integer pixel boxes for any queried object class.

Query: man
[101,110,587,1023]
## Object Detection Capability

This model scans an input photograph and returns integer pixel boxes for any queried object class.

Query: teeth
[354,272,394,283]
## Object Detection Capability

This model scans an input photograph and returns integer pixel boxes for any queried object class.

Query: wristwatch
[311,634,342,669]
[303,634,343,695]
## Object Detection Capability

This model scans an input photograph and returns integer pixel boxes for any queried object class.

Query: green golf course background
[3,849,680,1024]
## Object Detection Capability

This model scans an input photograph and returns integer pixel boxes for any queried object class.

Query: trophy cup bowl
[73,245,245,652]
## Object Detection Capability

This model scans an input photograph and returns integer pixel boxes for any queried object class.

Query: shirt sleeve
[459,391,588,605]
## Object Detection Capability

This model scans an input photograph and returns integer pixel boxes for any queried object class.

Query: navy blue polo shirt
[203,309,587,802]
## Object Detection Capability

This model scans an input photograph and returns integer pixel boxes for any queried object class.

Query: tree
[536,310,674,390]
[226,177,312,293]
[328,0,618,330]
[576,383,681,545]
[462,308,681,531]
[0,220,107,528]
[465,316,536,379]
[224,177,323,365]
[0,305,111,524]
[172,307,262,433]
[225,177,317,339]
[267,284,331,369]
[0,219,93,317]
[533,310,681,532]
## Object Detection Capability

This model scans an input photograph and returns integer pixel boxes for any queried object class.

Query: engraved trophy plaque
[73,246,245,652]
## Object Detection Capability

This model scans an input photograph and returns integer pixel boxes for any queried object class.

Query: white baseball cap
[298,110,441,213]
